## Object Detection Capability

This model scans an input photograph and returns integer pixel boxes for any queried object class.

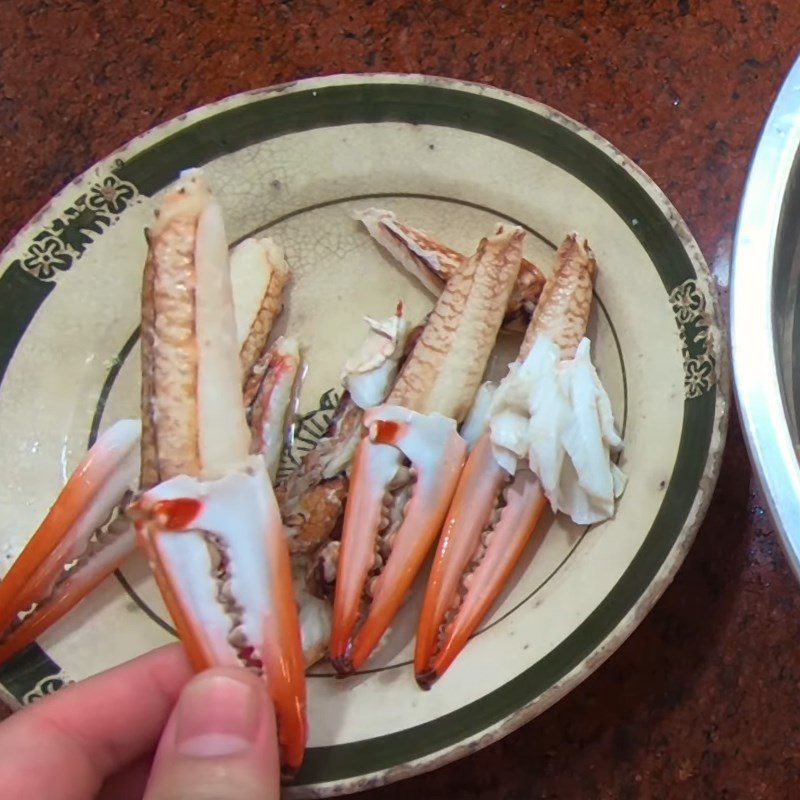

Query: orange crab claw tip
[415,669,437,691]
[415,434,547,684]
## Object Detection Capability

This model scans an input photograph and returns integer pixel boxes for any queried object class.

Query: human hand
[0,644,281,799]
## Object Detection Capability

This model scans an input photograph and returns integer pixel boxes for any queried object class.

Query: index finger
[0,643,191,800]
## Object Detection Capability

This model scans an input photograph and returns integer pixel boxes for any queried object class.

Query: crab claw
[329,405,467,675]
[416,232,618,687]
[132,457,307,774]
[0,419,141,663]
[137,169,307,775]
[414,433,546,688]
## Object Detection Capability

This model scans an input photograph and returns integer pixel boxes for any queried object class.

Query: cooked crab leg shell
[414,439,545,687]
[330,407,467,673]
[415,234,599,687]
[358,208,546,321]
[134,462,305,772]
[388,227,526,418]
[329,226,524,674]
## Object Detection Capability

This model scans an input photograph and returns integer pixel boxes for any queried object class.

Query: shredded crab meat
[489,335,626,525]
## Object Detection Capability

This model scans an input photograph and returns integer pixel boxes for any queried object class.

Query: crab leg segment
[415,234,611,687]
[232,236,291,376]
[329,226,525,674]
[0,420,140,662]
[245,336,301,482]
[358,208,546,321]
[139,170,251,485]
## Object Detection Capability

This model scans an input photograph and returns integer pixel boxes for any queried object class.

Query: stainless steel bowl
[733,57,800,576]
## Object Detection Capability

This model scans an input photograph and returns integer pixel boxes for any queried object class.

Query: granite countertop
[1,1,798,797]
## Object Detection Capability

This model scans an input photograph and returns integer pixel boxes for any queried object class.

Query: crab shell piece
[357,207,546,322]
[388,226,527,419]
[329,225,525,675]
[246,335,301,482]
[232,236,291,375]
[139,170,251,487]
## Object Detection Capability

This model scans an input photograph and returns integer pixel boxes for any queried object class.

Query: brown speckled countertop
[1,1,798,797]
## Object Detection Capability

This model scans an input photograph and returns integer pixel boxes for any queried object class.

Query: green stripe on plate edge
[116,83,695,292]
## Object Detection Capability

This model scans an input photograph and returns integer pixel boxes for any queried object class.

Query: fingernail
[175,672,261,757]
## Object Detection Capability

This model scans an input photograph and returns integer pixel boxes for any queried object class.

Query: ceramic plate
[0,74,728,797]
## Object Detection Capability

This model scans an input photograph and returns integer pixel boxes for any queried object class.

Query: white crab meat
[489,335,626,525]
[459,381,498,451]
[341,305,409,410]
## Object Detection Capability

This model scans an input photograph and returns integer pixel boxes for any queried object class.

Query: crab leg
[329,225,525,675]
[415,234,626,688]
[358,208,546,322]
[0,234,295,667]
[232,236,290,377]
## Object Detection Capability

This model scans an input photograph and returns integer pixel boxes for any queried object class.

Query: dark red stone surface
[0,1,798,797]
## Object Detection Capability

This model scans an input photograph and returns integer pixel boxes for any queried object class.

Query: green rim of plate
[0,75,727,793]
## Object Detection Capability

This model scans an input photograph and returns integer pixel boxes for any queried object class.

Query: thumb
[144,667,280,800]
